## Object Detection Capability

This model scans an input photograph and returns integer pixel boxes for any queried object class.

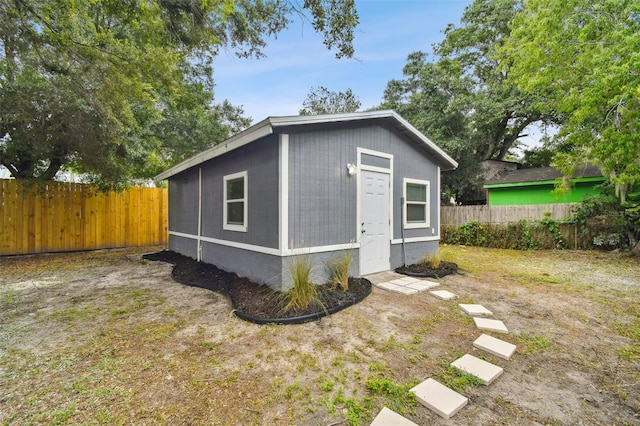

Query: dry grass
[1,246,639,425]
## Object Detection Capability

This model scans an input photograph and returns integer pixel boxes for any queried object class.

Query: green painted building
[484,165,605,206]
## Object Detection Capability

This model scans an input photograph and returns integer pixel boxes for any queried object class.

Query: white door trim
[356,147,394,248]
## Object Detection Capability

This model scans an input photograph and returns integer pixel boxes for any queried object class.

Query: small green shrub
[418,245,455,268]
[328,250,353,291]
[280,255,324,313]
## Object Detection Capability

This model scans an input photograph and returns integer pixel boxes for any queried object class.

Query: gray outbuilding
[156,110,458,290]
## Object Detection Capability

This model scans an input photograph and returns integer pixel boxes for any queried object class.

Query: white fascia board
[390,112,459,170]
[155,118,274,181]
[269,110,395,127]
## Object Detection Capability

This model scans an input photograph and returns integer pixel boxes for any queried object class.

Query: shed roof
[155,110,458,181]
[484,164,604,188]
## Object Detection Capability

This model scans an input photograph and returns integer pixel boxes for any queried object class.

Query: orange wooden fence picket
[0,179,168,255]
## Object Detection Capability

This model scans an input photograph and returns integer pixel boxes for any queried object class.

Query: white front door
[360,170,391,275]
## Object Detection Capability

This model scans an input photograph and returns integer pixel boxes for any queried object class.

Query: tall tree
[502,0,640,202]
[0,0,359,189]
[381,0,554,202]
[299,86,361,115]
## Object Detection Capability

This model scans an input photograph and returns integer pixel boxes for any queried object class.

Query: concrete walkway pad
[370,407,418,426]
[473,333,517,360]
[368,272,439,295]
[407,280,439,291]
[451,354,504,385]
[429,289,457,300]
[376,281,419,295]
[473,317,508,333]
[410,378,468,419]
[459,303,493,316]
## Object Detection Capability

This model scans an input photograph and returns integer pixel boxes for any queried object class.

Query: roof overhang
[484,176,606,189]
[155,110,458,181]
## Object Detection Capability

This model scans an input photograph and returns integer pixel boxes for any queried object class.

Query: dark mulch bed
[395,261,458,278]
[143,250,371,324]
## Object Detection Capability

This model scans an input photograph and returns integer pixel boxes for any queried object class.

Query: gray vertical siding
[169,234,198,260]
[288,128,358,248]
[200,241,283,287]
[199,134,280,248]
[391,240,439,269]
[288,123,441,247]
[168,167,200,235]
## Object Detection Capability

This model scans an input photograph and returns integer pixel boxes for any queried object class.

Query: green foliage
[299,86,361,115]
[280,255,324,313]
[539,216,568,249]
[571,186,640,252]
[442,219,577,250]
[0,0,358,189]
[381,0,552,202]
[328,250,353,291]
[503,0,640,202]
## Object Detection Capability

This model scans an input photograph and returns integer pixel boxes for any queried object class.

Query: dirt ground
[1,246,639,425]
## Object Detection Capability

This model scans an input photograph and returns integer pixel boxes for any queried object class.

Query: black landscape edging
[394,267,456,279]
[143,251,372,325]
[232,280,372,325]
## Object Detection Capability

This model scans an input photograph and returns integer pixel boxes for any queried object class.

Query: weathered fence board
[0,179,167,255]
[441,203,576,226]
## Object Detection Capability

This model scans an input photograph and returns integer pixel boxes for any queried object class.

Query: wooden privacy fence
[0,179,168,256]
[441,203,576,226]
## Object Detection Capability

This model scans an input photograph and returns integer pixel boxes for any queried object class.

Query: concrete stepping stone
[473,333,517,360]
[410,378,468,419]
[370,407,418,426]
[450,354,503,385]
[407,280,439,291]
[376,281,419,295]
[389,277,420,285]
[459,303,493,316]
[429,289,457,300]
[473,317,508,333]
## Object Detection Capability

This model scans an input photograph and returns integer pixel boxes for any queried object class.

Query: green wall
[486,180,604,206]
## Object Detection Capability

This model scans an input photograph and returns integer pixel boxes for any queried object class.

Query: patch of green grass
[320,380,335,392]
[50,306,102,323]
[331,388,375,426]
[435,366,483,392]
[617,344,640,361]
[614,318,640,341]
[515,332,554,354]
[296,352,319,372]
[200,341,221,350]
[1,292,20,305]
[52,405,76,425]
[365,375,418,414]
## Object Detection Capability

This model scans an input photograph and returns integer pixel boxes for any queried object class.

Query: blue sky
[213,0,474,123]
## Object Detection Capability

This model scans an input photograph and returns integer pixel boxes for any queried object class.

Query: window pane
[407,203,426,222]
[406,183,426,202]
[227,201,244,225]
[227,177,244,200]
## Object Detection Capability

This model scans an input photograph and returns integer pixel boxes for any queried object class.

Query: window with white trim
[403,178,429,229]
[223,171,248,232]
